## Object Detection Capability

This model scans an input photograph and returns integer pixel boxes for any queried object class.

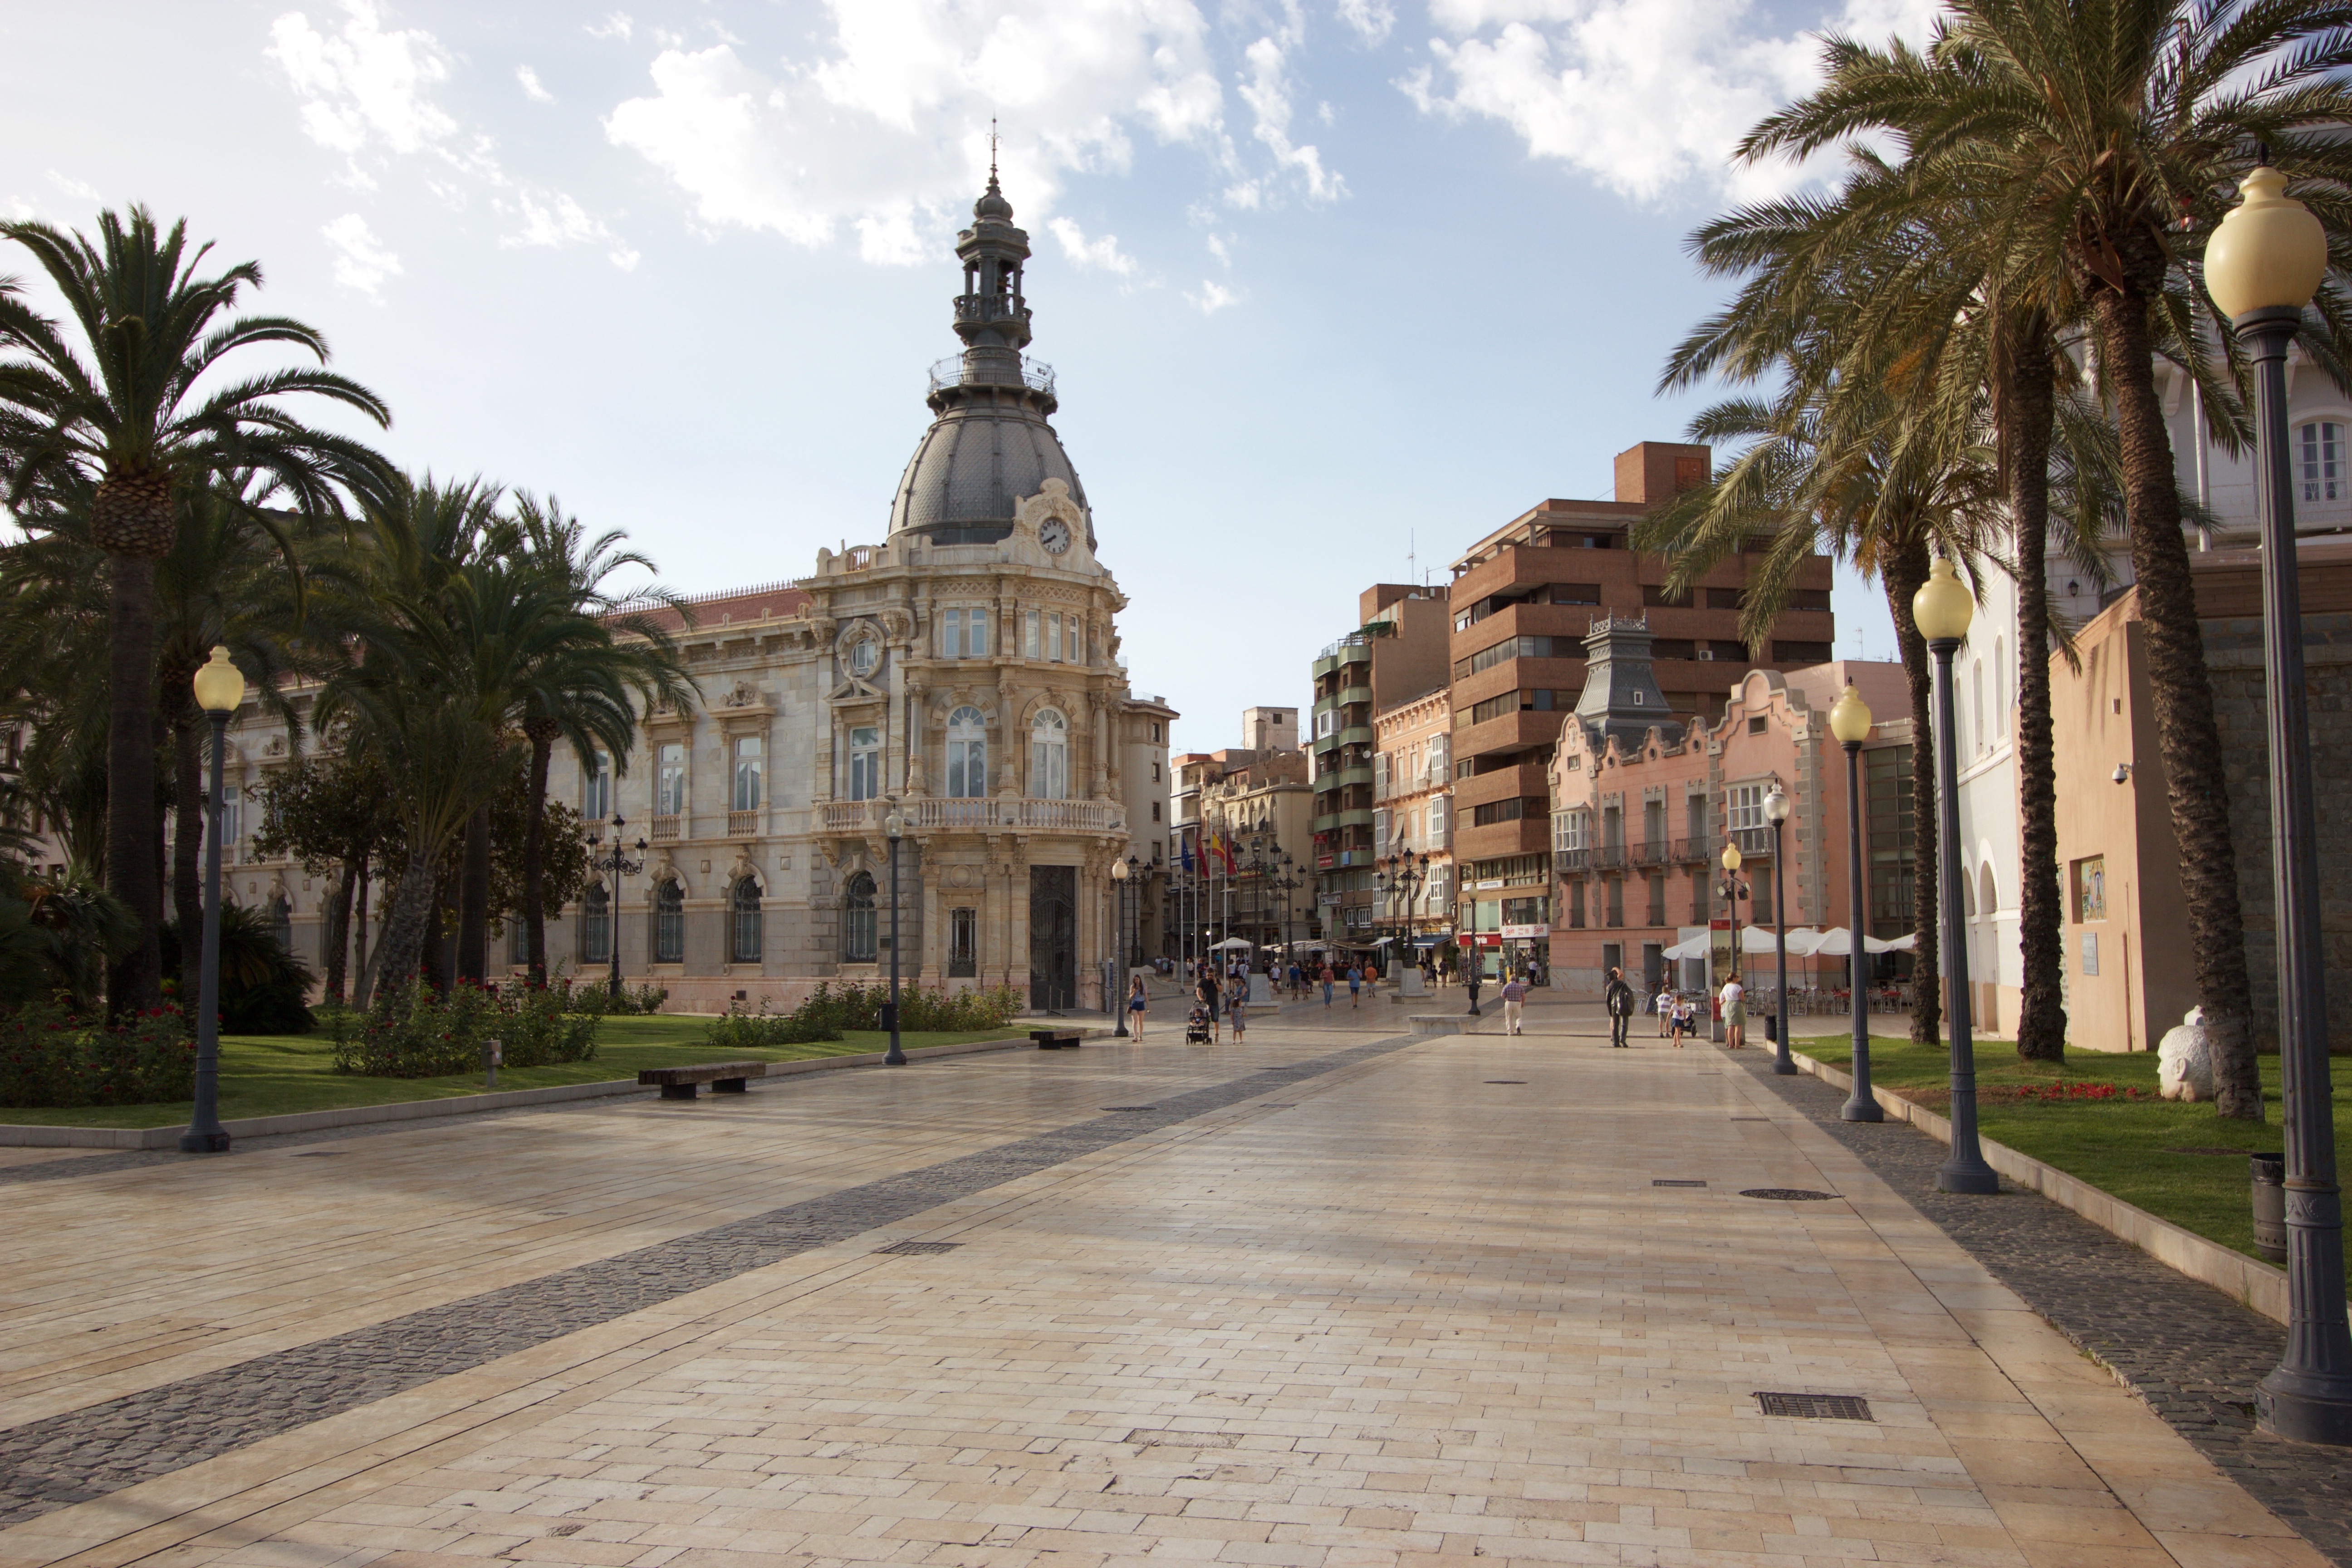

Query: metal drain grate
[873,1240,963,1255]
[1101,1106,1157,1112]
[293,1151,345,1157]
[1740,1188,1839,1201]
[1485,1079,1528,1084]
[1756,1391,1873,1421]
[1652,1179,1707,1188]
[1729,1116,1769,1121]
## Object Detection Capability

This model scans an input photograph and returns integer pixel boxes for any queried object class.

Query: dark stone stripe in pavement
[1731,1047,2352,1567]
[0,1036,1415,1529]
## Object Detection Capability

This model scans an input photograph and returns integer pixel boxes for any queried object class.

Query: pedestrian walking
[1500,974,1529,1036]
[1196,969,1222,1044]
[1127,975,1149,1040]
[1347,965,1362,1008]
[1720,974,1746,1050]
[1227,975,1248,1041]
[1604,966,1636,1048]
[1670,994,1696,1044]
[1655,983,1676,1038]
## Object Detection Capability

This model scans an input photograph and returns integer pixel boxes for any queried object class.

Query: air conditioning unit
[1697,648,1715,661]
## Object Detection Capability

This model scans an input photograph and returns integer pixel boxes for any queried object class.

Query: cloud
[1235,31,1343,206]
[501,190,640,270]
[267,0,456,164]
[587,11,633,41]
[1048,217,1138,276]
[602,3,1325,265]
[1405,0,1940,202]
[1185,279,1236,313]
[321,212,401,297]
[516,64,554,103]
[45,172,100,204]
[1336,0,1396,44]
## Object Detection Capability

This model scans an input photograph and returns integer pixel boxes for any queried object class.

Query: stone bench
[1031,1029,1083,1050]
[639,1061,767,1099]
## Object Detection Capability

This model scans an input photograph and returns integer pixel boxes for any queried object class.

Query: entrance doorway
[1029,865,1076,1009]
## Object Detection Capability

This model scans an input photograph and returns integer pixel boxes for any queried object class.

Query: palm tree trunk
[351,860,374,1011]
[358,853,441,1012]
[105,556,163,1017]
[522,725,557,986]
[1885,540,1941,1047]
[456,804,490,985]
[2094,286,2260,1120]
[169,704,205,1004]
[2006,336,2068,1062]
[322,863,357,1005]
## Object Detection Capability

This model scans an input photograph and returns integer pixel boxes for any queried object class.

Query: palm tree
[508,494,694,986]
[1731,1,2352,1112]
[0,207,392,1013]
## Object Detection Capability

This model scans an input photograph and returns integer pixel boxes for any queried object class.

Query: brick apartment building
[1448,441,1836,978]
[1309,585,1450,941]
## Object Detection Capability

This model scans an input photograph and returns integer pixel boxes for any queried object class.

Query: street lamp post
[181,647,245,1155]
[884,805,906,1065]
[1913,557,1998,1195]
[1828,684,1883,1123]
[1716,844,1748,1043]
[2208,160,2352,1444]
[1764,785,1795,1075]
[588,818,647,1002]
[1111,855,1133,1037]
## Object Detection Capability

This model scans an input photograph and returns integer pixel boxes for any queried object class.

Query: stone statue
[2159,1007,2215,1102]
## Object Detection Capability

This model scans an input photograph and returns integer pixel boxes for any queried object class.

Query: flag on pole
[1180,838,1195,873]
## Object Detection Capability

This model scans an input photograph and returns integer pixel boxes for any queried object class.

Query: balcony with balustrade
[819,797,1126,836]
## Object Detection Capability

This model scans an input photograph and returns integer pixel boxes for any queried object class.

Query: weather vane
[990,118,999,181]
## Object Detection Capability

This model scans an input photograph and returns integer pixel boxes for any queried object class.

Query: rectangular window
[1048,612,1063,662]
[1729,783,1764,835]
[1568,881,1586,928]
[2303,421,2344,502]
[656,743,686,816]
[1773,641,1834,664]
[1070,615,1084,665]
[949,907,977,976]
[1605,877,1624,926]
[1503,895,1547,926]
[1024,609,1040,659]
[1316,708,1337,737]
[1691,867,1708,923]
[848,726,881,801]
[583,750,612,822]
[1551,583,1601,605]
[1553,810,1587,854]
[1472,797,1540,827]
[731,736,763,811]
[1652,639,1695,662]
[940,608,961,657]
[220,784,241,846]
[1686,792,1706,846]
[970,607,989,657]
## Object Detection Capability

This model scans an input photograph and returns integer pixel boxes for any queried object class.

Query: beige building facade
[1372,687,1453,952]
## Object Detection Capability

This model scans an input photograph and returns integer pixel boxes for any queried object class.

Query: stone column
[1091,694,1109,799]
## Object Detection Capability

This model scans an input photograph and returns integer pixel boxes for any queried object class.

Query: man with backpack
[1603,965,1637,1049]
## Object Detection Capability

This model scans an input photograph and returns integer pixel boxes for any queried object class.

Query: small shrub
[550,975,669,1017]
[333,979,601,1078]
[0,1003,194,1107]
[791,980,1024,1034]
[705,1000,843,1051]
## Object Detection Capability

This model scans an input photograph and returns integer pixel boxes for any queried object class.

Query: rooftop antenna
[990,118,1000,183]
[1408,529,1416,588]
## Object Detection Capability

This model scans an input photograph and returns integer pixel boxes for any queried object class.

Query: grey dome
[886,392,1091,542]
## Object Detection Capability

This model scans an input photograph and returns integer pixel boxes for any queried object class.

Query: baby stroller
[1184,1004,1213,1044]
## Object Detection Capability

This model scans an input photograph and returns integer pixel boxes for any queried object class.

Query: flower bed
[0,1004,194,1107]
[331,980,600,1078]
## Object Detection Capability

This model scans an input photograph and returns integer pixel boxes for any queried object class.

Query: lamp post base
[1936,1158,1999,1195]
[1841,1093,1884,1123]
[1771,1053,1798,1076]
[2258,1374,2352,1446]
[178,1128,231,1154]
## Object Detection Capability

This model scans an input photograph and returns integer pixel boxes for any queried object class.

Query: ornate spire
[936,162,1050,412]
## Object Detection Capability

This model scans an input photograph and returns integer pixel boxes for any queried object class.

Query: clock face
[1039,517,1072,554]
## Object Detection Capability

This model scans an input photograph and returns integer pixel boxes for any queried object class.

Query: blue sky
[3,0,1924,752]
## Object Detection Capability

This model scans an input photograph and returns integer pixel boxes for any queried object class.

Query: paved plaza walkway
[0,1004,2329,1568]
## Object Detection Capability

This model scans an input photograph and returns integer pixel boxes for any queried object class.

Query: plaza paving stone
[0,1003,2329,1568]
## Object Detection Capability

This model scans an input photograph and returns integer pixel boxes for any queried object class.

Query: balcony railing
[1729,826,1774,857]
[1672,837,1712,862]
[1590,844,1626,870]
[928,352,1056,397]
[1556,848,1589,873]
[650,814,681,842]
[820,798,1125,835]
[953,293,1029,325]
[727,809,760,838]
[1629,840,1669,867]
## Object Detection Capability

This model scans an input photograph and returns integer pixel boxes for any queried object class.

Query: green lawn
[1,1015,1026,1130]
[1794,1036,2331,1273]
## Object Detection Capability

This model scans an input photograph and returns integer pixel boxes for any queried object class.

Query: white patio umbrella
[1740,925,1817,955]
[1661,932,1711,961]
[1210,936,1256,951]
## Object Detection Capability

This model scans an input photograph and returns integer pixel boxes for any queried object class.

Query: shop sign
[1456,932,1500,948]
[1475,878,1505,891]
[1501,923,1550,940]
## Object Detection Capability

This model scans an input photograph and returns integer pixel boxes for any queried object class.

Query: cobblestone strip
[0,1036,1415,1528]
[1732,1048,2352,1566]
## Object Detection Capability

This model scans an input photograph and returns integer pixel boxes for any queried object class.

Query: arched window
[1970,658,1985,755]
[946,706,988,798]
[268,895,292,954]
[843,871,877,962]
[730,877,762,964]
[1031,708,1069,800]
[2301,420,2344,501]
[1977,864,2000,977]
[652,879,684,964]
[580,883,611,964]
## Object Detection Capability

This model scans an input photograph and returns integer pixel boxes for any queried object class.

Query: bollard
[483,1036,503,1089]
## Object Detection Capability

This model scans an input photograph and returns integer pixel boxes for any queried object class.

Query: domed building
[199,176,1176,1011]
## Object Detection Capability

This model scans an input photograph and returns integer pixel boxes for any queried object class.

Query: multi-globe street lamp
[883,804,906,1066]
[1379,850,1425,985]
[181,646,245,1155]
[1715,843,1749,1042]
[587,817,648,1003]
[1764,784,1796,1076]
[1912,556,1999,1195]
[1110,854,1140,1037]
[1828,684,1883,1123]
[2207,158,2352,1444]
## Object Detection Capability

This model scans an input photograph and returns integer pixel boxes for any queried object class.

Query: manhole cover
[1652,1179,1707,1188]
[1101,1106,1157,1112]
[874,1240,962,1255]
[1740,1188,1839,1201]
[1485,1079,1528,1084]
[1756,1391,1873,1421]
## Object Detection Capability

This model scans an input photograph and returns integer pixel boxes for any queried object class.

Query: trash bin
[2251,1152,2288,1264]
[1764,1014,1779,1044]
